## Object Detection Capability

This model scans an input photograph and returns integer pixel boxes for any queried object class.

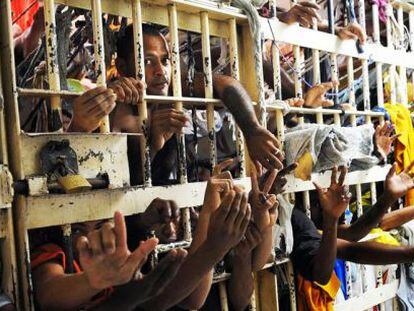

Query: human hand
[77,211,158,290]
[202,169,234,213]
[206,190,251,256]
[313,166,351,221]
[131,248,187,302]
[245,126,284,174]
[374,121,399,161]
[304,81,338,108]
[150,108,189,154]
[286,97,305,107]
[108,77,145,105]
[278,1,322,27]
[234,224,262,258]
[385,162,414,201]
[250,170,279,231]
[69,87,116,132]
[336,22,367,44]
[261,162,297,195]
[136,198,181,243]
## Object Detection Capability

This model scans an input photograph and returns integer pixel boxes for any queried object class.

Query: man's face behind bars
[116,33,172,96]
[142,34,172,96]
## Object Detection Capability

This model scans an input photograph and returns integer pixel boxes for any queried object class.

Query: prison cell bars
[0,0,33,308]
[228,18,246,178]
[0,47,20,309]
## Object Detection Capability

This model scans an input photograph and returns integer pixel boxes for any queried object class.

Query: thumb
[126,238,159,269]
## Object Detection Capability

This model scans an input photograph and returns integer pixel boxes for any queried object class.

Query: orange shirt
[31,243,113,310]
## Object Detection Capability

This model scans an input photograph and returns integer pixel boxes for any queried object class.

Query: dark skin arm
[379,206,414,231]
[183,71,284,172]
[92,249,187,311]
[337,162,414,242]
[139,190,251,311]
[227,225,262,311]
[312,166,351,284]
[337,239,414,264]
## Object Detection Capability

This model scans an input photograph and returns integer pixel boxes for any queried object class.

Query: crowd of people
[2,0,414,310]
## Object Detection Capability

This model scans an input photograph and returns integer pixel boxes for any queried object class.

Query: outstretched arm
[338,162,414,242]
[312,166,351,284]
[337,239,414,264]
[185,71,284,172]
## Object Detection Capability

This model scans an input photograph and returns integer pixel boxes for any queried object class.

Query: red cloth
[31,243,113,309]
[11,0,39,32]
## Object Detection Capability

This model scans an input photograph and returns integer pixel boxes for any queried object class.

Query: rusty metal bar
[91,0,110,132]
[132,0,151,186]
[44,0,63,132]
[201,11,217,168]
[169,4,188,184]
[228,18,246,178]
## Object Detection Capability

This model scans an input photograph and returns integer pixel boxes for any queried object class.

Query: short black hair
[116,23,163,61]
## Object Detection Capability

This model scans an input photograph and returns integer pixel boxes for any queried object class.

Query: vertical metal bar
[228,18,246,178]
[61,224,74,273]
[410,10,414,104]
[91,0,110,132]
[372,4,384,109]
[169,4,188,183]
[44,0,62,132]
[218,281,229,311]
[386,7,397,104]
[272,44,285,145]
[397,6,408,105]
[168,4,191,245]
[330,54,341,124]
[132,0,151,186]
[286,261,297,311]
[201,12,217,168]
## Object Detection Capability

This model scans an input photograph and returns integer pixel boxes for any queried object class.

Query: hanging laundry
[284,124,379,180]
[385,103,414,206]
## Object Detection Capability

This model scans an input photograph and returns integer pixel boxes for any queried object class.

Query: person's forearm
[252,226,273,271]
[35,272,101,310]
[228,255,254,311]
[339,194,395,241]
[93,279,156,311]
[379,206,414,231]
[337,239,414,264]
[189,211,210,254]
[311,217,338,285]
[139,243,223,311]
[214,76,260,136]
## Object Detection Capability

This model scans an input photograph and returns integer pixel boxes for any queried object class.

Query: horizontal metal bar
[25,178,252,229]
[284,165,391,193]
[334,279,398,310]
[267,105,342,115]
[343,110,385,117]
[17,88,223,106]
[263,19,414,68]
[53,0,246,38]
[157,241,191,253]
[391,0,414,12]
